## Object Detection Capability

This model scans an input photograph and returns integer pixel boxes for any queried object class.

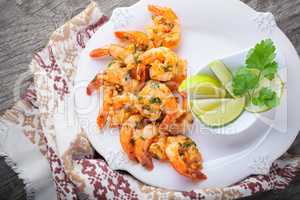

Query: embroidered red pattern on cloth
[77,15,109,49]
[47,146,78,199]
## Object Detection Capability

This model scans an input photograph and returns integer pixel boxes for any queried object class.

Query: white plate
[74,0,300,191]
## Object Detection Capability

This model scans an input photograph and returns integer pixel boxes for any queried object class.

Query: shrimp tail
[180,91,188,111]
[89,48,110,58]
[140,153,154,170]
[86,74,103,95]
[173,167,207,181]
[114,31,134,41]
[86,82,97,96]
[97,112,108,129]
[192,171,207,181]
[148,5,178,21]
[115,31,151,50]
[134,137,154,171]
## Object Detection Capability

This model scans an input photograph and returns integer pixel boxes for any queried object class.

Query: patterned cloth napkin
[1,2,300,199]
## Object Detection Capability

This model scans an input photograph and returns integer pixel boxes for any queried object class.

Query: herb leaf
[232,68,259,96]
[246,39,276,70]
[262,61,278,80]
[252,87,279,108]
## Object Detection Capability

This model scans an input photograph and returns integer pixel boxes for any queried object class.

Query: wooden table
[0,0,299,199]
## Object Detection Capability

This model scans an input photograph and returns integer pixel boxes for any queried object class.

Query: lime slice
[179,74,226,98]
[208,60,234,96]
[191,97,246,127]
[245,75,284,113]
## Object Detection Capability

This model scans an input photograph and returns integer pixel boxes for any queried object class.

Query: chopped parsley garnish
[107,61,115,68]
[163,64,173,72]
[180,140,196,149]
[138,96,143,101]
[181,142,193,148]
[151,82,160,89]
[149,97,162,104]
[142,105,151,111]
[166,23,175,29]
[133,52,141,64]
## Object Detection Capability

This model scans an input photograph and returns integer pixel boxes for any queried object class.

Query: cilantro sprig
[232,68,259,96]
[232,39,280,110]
[252,87,280,108]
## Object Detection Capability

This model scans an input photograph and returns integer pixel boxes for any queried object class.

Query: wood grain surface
[0,0,299,199]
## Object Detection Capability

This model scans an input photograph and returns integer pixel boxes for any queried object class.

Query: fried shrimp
[120,115,158,170]
[86,61,140,95]
[89,44,134,63]
[165,135,207,180]
[140,47,184,82]
[137,81,182,122]
[90,43,148,81]
[147,5,181,49]
[115,31,153,51]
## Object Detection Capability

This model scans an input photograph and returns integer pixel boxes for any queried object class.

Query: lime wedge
[245,75,284,113]
[179,74,226,98]
[208,60,234,96]
[191,99,224,115]
[191,97,246,127]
